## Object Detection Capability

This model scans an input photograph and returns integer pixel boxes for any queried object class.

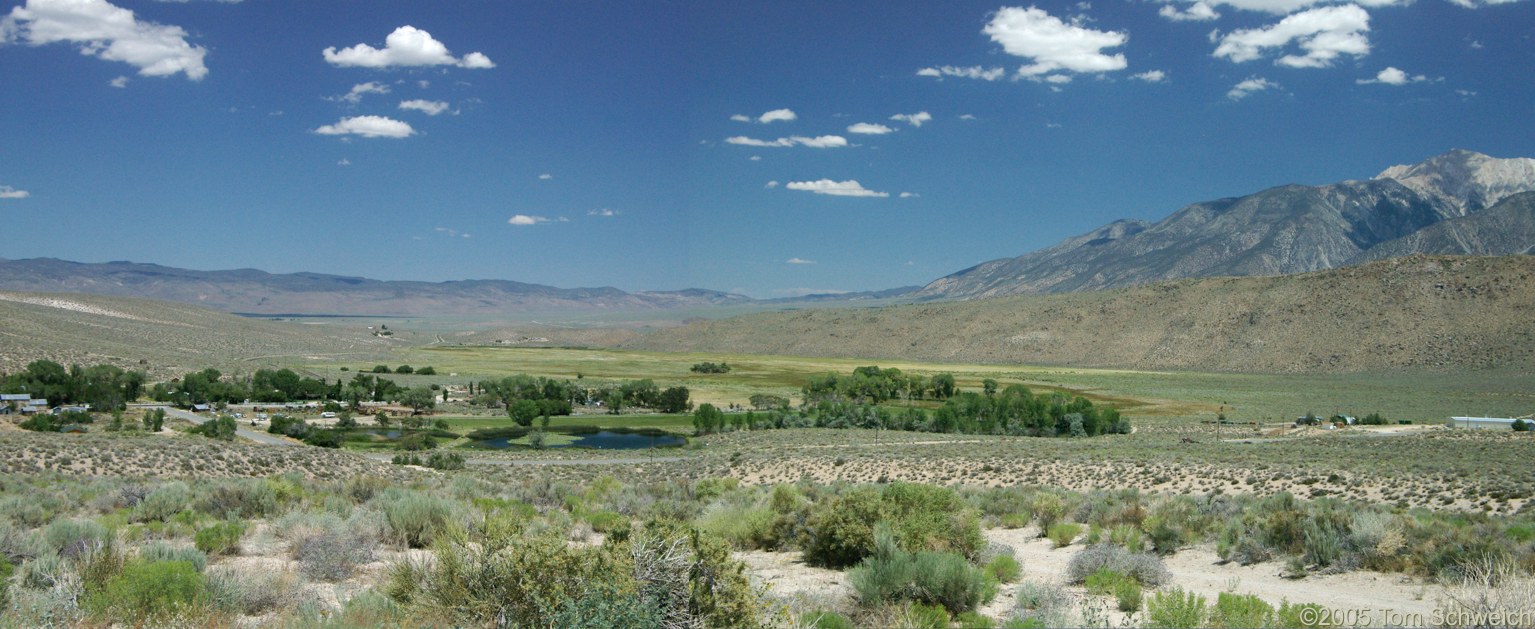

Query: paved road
[154,406,299,447]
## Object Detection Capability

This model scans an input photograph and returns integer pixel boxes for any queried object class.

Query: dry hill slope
[0,291,396,376]
[626,256,1535,373]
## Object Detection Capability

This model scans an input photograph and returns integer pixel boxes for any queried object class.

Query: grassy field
[392,346,1533,423]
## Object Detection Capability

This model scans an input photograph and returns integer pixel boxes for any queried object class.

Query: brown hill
[0,291,396,377]
[625,256,1535,373]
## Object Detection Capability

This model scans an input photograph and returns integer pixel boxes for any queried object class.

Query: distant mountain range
[0,258,752,316]
[4,150,1533,316]
[916,150,1535,300]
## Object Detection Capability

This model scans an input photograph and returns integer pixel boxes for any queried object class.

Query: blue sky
[1,0,1531,298]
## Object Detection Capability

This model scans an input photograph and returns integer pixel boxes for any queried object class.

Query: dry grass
[0,431,418,482]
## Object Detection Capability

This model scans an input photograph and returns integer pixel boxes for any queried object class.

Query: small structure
[1,393,28,414]
[1446,416,1520,430]
[24,399,49,414]
[190,403,212,413]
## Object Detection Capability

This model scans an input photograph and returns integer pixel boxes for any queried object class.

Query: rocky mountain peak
[1375,149,1535,215]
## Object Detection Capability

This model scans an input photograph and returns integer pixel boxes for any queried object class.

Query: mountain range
[0,258,751,316]
[1,150,1532,315]
[916,149,1535,300]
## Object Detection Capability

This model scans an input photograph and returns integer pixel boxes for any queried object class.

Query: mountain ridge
[916,150,1535,300]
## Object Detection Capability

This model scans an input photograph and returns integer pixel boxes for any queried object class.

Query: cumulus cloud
[889,111,932,127]
[323,25,494,69]
[587,208,617,217]
[538,173,553,180]
[0,186,30,199]
[983,6,1128,78]
[725,135,848,148]
[729,114,751,122]
[959,114,977,120]
[1197,0,1406,14]
[1213,5,1370,69]
[313,115,416,138]
[1227,76,1279,100]
[1356,66,1429,85]
[1159,2,1221,21]
[434,227,470,238]
[756,108,796,123]
[1,0,208,80]
[899,192,920,198]
[764,180,780,188]
[847,122,895,135]
[1132,70,1167,82]
[398,99,449,115]
[108,75,128,88]
[785,179,889,198]
[507,214,550,226]
[1446,0,1528,7]
[786,258,816,264]
[337,158,351,166]
[915,65,1006,81]
[334,81,389,104]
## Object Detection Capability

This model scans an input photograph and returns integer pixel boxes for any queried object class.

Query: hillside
[0,258,752,316]
[0,291,395,377]
[1351,192,1535,262]
[626,256,1535,373]
[917,150,1535,300]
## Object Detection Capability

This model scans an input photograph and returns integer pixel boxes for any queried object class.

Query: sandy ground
[740,526,1446,627]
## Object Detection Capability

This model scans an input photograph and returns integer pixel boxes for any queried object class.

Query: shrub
[43,518,112,558]
[805,609,856,629]
[425,451,466,471]
[0,555,13,609]
[1012,581,1071,628]
[1210,592,1274,628]
[957,611,996,628]
[985,553,1022,584]
[1114,578,1142,613]
[294,529,376,582]
[1276,601,1331,629]
[194,520,247,556]
[195,480,280,519]
[696,502,777,550]
[1032,493,1066,533]
[373,490,463,548]
[848,525,994,614]
[138,542,207,573]
[804,483,983,569]
[206,563,299,616]
[84,559,208,622]
[1066,544,1170,587]
[1146,587,1207,629]
[135,482,193,523]
[906,602,951,629]
[1047,523,1082,548]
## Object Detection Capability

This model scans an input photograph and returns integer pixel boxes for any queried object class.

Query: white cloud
[899,192,920,198]
[729,114,751,122]
[313,115,416,138]
[915,65,1006,81]
[959,114,977,120]
[538,173,553,180]
[587,208,617,217]
[108,75,128,88]
[323,25,494,69]
[1356,66,1429,85]
[1159,2,1221,21]
[399,99,449,115]
[507,214,550,226]
[764,180,780,188]
[1196,0,1325,13]
[1227,76,1279,100]
[335,81,389,104]
[757,108,797,123]
[786,179,889,198]
[847,122,895,135]
[1132,70,1167,82]
[0,186,30,199]
[1,0,209,80]
[749,155,762,161]
[725,135,848,148]
[786,258,816,265]
[889,111,932,127]
[337,158,351,166]
[983,6,1128,77]
[1213,5,1370,69]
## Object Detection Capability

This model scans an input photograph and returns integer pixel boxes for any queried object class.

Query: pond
[474,430,686,450]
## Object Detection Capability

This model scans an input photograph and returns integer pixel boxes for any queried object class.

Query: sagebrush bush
[373,490,464,548]
[1210,592,1274,628]
[1047,523,1082,548]
[1066,544,1170,587]
[804,483,983,568]
[848,526,994,614]
[696,499,778,550]
[984,554,1022,584]
[135,482,193,523]
[195,480,280,519]
[1011,581,1071,629]
[138,541,207,573]
[42,518,112,558]
[206,563,299,616]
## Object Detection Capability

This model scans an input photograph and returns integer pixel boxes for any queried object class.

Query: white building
[1446,417,1522,430]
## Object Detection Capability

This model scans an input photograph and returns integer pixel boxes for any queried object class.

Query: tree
[416,366,436,376]
[374,411,391,427]
[143,408,166,432]
[658,386,692,414]
[982,379,999,399]
[401,387,437,414]
[930,373,957,400]
[509,399,541,427]
[335,411,358,430]
[693,403,725,435]
[372,365,392,374]
[396,365,414,374]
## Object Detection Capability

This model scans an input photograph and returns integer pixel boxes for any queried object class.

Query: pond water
[474,430,686,450]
